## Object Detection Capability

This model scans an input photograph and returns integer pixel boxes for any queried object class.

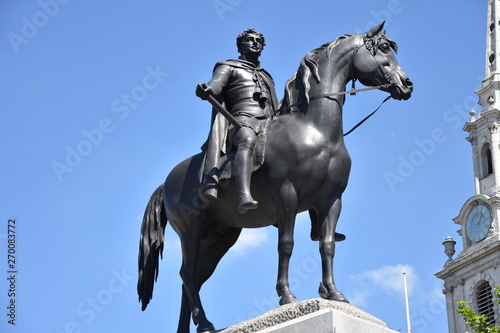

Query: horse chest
[297,142,351,192]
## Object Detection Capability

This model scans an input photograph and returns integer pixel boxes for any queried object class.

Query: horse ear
[366,21,385,38]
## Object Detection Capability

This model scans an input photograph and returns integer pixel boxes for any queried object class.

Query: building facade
[436,1,500,331]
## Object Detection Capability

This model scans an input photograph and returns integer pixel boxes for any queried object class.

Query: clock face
[465,204,492,243]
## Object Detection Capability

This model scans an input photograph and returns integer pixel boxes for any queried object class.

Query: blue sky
[0,0,487,332]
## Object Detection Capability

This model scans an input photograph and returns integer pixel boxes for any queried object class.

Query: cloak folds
[198,59,278,192]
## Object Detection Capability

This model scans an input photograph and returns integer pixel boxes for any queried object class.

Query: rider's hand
[196,82,212,100]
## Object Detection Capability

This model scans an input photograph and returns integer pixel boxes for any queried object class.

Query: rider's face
[239,33,263,57]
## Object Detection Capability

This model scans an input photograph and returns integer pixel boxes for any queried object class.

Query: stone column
[466,135,481,195]
[489,122,500,193]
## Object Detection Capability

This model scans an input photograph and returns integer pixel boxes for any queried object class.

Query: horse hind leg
[309,209,346,242]
[178,229,215,333]
[177,287,191,333]
[177,227,242,333]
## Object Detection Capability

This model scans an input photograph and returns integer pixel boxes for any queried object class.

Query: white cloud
[347,289,372,308]
[348,264,419,307]
[230,228,270,257]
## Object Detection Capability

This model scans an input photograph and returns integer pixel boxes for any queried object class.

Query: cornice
[436,237,500,279]
[464,109,500,132]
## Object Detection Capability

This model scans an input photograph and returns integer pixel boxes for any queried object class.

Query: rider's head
[237,28,265,57]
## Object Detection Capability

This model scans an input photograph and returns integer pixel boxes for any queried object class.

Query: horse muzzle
[387,73,413,101]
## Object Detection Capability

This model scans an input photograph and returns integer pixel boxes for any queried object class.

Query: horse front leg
[317,197,349,302]
[276,182,299,305]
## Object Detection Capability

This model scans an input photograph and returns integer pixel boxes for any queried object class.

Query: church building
[436,1,500,331]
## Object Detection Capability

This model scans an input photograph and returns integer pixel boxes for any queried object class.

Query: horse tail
[137,183,167,311]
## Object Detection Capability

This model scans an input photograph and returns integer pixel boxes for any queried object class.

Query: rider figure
[196,28,278,214]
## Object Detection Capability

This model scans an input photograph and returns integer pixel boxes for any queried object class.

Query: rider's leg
[232,127,258,214]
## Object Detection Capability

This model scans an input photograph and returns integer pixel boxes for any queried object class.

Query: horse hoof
[318,283,349,303]
[327,291,349,303]
[318,282,329,299]
[279,294,298,305]
[196,322,215,333]
[335,232,346,242]
[310,231,346,242]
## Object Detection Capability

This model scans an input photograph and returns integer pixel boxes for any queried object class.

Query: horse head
[353,21,413,101]
[281,22,412,114]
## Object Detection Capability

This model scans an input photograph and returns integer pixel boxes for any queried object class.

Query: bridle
[285,34,396,136]
[316,35,395,99]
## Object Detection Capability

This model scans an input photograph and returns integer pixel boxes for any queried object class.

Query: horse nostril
[405,78,413,89]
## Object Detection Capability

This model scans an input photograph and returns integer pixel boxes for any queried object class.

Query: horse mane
[281,34,352,112]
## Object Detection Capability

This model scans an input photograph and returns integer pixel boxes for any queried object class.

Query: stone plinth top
[215,298,390,333]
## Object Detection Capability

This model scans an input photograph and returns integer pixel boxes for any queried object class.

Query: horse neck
[313,41,354,98]
[302,47,353,140]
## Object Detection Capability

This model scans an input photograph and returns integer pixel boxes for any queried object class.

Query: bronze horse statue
[138,22,412,333]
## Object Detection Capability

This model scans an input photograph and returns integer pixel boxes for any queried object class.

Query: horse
[138,22,413,333]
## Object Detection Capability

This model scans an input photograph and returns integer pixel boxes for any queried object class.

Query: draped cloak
[199,58,279,188]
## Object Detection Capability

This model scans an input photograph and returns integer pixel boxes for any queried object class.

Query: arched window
[480,143,494,178]
[476,280,495,324]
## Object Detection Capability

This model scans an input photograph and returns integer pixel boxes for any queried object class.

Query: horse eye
[380,43,390,53]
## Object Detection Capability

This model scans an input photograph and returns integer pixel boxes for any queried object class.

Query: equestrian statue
[138,22,413,333]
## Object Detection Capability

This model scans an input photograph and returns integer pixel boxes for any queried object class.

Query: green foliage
[457,286,500,333]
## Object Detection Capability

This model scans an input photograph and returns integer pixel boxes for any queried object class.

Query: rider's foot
[237,194,258,214]
[203,187,217,202]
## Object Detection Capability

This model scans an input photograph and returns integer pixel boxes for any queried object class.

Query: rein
[285,90,392,137]
[309,84,394,137]
[285,83,392,111]
[343,95,391,136]
[285,84,393,137]
[340,38,393,136]
[309,83,392,100]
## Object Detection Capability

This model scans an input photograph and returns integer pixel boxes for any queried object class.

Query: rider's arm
[196,64,231,100]
[206,64,231,97]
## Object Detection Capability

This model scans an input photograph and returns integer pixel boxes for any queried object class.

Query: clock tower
[436,1,500,332]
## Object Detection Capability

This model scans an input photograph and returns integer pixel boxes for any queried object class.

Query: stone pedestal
[216,299,398,333]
